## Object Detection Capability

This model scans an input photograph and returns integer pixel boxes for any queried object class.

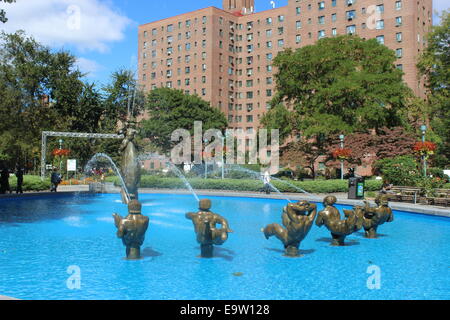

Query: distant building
[138,0,432,133]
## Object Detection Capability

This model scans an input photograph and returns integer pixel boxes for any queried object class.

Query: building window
[318,16,325,24]
[396,32,403,42]
[396,48,403,58]
[296,20,302,29]
[296,34,302,43]
[332,0,337,7]
[346,25,356,35]
[395,16,403,26]
[296,7,301,15]
[346,10,356,20]
[332,13,337,22]
[376,35,385,45]
[278,39,284,47]
[318,2,325,10]
[376,4,384,13]
[318,30,326,39]
[395,1,402,10]
[278,15,285,22]
[332,28,337,36]
[376,20,385,30]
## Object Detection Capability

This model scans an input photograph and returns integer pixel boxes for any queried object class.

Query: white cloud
[0,0,132,52]
[76,57,102,76]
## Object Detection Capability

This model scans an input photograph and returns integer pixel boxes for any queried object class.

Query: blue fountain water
[0,193,448,300]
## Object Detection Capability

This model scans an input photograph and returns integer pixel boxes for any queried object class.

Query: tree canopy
[263,35,412,140]
[0,31,139,169]
[140,88,228,154]
[418,11,450,167]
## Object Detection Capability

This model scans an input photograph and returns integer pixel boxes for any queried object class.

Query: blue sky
[0,0,447,87]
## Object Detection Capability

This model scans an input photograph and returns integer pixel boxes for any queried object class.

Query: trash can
[348,177,365,200]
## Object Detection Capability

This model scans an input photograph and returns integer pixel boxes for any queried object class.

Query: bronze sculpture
[357,194,394,238]
[315,196,362,246]
[186,199,233,258]
[262,201,318,257]
[113,200,149,260]
[119,121,140,204]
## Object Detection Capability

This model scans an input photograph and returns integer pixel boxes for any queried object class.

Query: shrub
[8,175,51,191]
[107,176,382,194]
[416,177,447,197]
[373,156,421,186]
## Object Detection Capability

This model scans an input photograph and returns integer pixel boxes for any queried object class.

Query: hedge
[7,175,51,192]
[106,176,383,194]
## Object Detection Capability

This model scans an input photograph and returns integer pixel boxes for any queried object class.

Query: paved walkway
[1,185,449,217]
[0,295,18,300]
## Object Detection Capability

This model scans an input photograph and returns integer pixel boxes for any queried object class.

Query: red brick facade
[138,0,432,133]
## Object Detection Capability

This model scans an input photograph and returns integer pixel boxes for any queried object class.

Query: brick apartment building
[138,0,432,134]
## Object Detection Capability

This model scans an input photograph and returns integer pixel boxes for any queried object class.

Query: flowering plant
[52,149,71,157]
[413,142,436,156]
[332,148,352,160]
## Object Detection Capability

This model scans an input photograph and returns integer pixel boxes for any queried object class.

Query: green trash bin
[349,177,365,200]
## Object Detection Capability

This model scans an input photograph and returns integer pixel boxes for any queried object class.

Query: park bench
[385,187,421,204]
[426,189,450,207]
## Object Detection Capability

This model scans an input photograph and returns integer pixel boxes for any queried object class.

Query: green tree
[140,88,228,154]
[265,35,411,140]
[103,69,144,125]
[0,31,124,170]
[0,31,85,167]
[0,0,15,23]
[418,11,450,167]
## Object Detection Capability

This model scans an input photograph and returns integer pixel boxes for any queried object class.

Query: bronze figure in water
[119,121,140,204]
[262,200,318,257]
[316,196,362,246]
[113,200,149,260]
[186,199,233,258]
[357,194,394,238]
